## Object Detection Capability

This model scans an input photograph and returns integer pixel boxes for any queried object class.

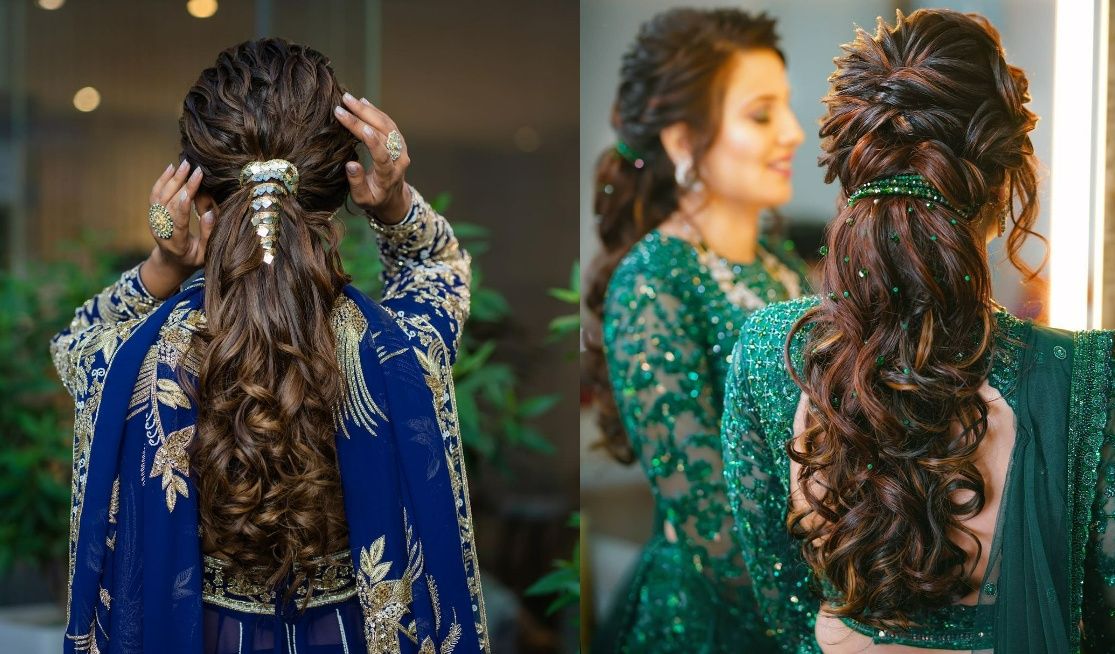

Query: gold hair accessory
[148,203,174,239]
[239,159,299,265]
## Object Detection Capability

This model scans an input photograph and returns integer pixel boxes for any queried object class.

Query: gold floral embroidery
[98,588,111,609]
[403,315,488,652]
[202,549,356,614]
[357,515,424,654]
[53,266,162,625]
[374,186,471,351]
[332,296,388,438]
[158,305,205,376]
[66,618,101,654]
[419,608,462,654]
[120,308,203,513]
[426,574,442,630]
[148,426,193,512]
[106,477,119,551]
[107,478,120,525]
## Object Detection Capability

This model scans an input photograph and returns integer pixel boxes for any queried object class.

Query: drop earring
[674,159,702,191]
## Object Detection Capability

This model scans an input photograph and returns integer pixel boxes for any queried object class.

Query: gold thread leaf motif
[357,514,428,654]
[149,426,193,512]
[331,297,387,438]
[156,378,191,410]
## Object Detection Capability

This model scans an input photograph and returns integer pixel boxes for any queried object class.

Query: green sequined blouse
[596,231,809,653]
[721,296,1115,652]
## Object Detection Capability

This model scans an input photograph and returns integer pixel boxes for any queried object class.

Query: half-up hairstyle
[179,38,358,597]
[786,9,1040,628]
[585,8,784,463]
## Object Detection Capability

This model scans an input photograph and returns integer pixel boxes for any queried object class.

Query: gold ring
[148,203,174,239]
[385,130,404,161]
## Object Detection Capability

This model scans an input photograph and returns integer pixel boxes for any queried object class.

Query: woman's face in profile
[701,49,803,210]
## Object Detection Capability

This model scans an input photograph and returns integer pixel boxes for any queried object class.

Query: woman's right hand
[333,92,413,224]
[140,160,214,298]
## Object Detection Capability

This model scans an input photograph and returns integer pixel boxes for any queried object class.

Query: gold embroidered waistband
[201,549,357,615]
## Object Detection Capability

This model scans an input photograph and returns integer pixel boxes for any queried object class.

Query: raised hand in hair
[140,160,215,298]
[333,92,412,224]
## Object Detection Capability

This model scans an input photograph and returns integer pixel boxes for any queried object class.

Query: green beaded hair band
[846,173,974,219]
[615,140,645,168]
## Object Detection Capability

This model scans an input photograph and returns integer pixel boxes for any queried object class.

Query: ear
[194,192,218,219]
[659,121,693,167]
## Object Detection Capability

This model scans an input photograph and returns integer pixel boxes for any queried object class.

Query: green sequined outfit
[596,231,809,653]
[721,296,1115,652]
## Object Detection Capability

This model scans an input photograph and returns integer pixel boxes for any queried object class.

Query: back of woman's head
[585,8,783,463]
[179,38,357,593]
[787,9,1038,627]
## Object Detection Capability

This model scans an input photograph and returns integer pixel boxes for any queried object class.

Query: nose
[781,108,805,148]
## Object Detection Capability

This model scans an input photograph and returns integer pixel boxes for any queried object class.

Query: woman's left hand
[333,92,412,224]
[140,160,216,298]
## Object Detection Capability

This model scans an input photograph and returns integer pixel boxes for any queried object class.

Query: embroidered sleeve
[721,311,820,654]
[1082,343,1115,650]
[372,185,471,359]
[603,260,761,620]
[50,263,165,398]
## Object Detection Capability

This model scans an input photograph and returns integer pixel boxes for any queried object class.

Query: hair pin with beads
[846,173,975,218]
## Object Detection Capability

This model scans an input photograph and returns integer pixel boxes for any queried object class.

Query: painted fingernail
[342,92,355,102]
[345,162,360,175]
[178,160,189,171]
[360,97,371,105]
[334,105,348,117]
[190,167,202,179]
[362,125,374,137]
[164,164,174,174]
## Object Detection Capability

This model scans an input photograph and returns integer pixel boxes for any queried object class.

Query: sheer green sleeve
[721,304,820,654]
[1083,353,1115,651]
[603,263,753,602]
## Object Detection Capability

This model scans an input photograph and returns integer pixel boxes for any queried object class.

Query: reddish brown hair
[787,9,1039,627]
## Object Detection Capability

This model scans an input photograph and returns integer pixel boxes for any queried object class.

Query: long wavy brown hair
[584,8,783,463]
[178,38,358,596]
[786,9,1040,628]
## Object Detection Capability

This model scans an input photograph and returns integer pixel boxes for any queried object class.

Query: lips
[768,156,794,178]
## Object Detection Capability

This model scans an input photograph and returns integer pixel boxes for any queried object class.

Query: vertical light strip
[8,0,29,273]
[364,0,382,102]
[1050,0,1100,329]
[1093,0,1110,328]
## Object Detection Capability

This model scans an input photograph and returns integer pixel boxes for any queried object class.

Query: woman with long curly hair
[585,8,808,652]
[721,9,1115,652]
[51,39,487,654]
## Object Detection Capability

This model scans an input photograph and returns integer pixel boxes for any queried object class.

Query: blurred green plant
[547,261,579,347]
[0,233,120,591]
[525,512,580,617]
[339,193,560,468]
[524,262,581,623]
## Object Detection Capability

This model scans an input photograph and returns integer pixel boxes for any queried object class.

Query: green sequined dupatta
[985,324,1112,652]
[722,298,1115,652]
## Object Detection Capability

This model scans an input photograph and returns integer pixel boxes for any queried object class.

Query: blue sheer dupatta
[64,279,486,654]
